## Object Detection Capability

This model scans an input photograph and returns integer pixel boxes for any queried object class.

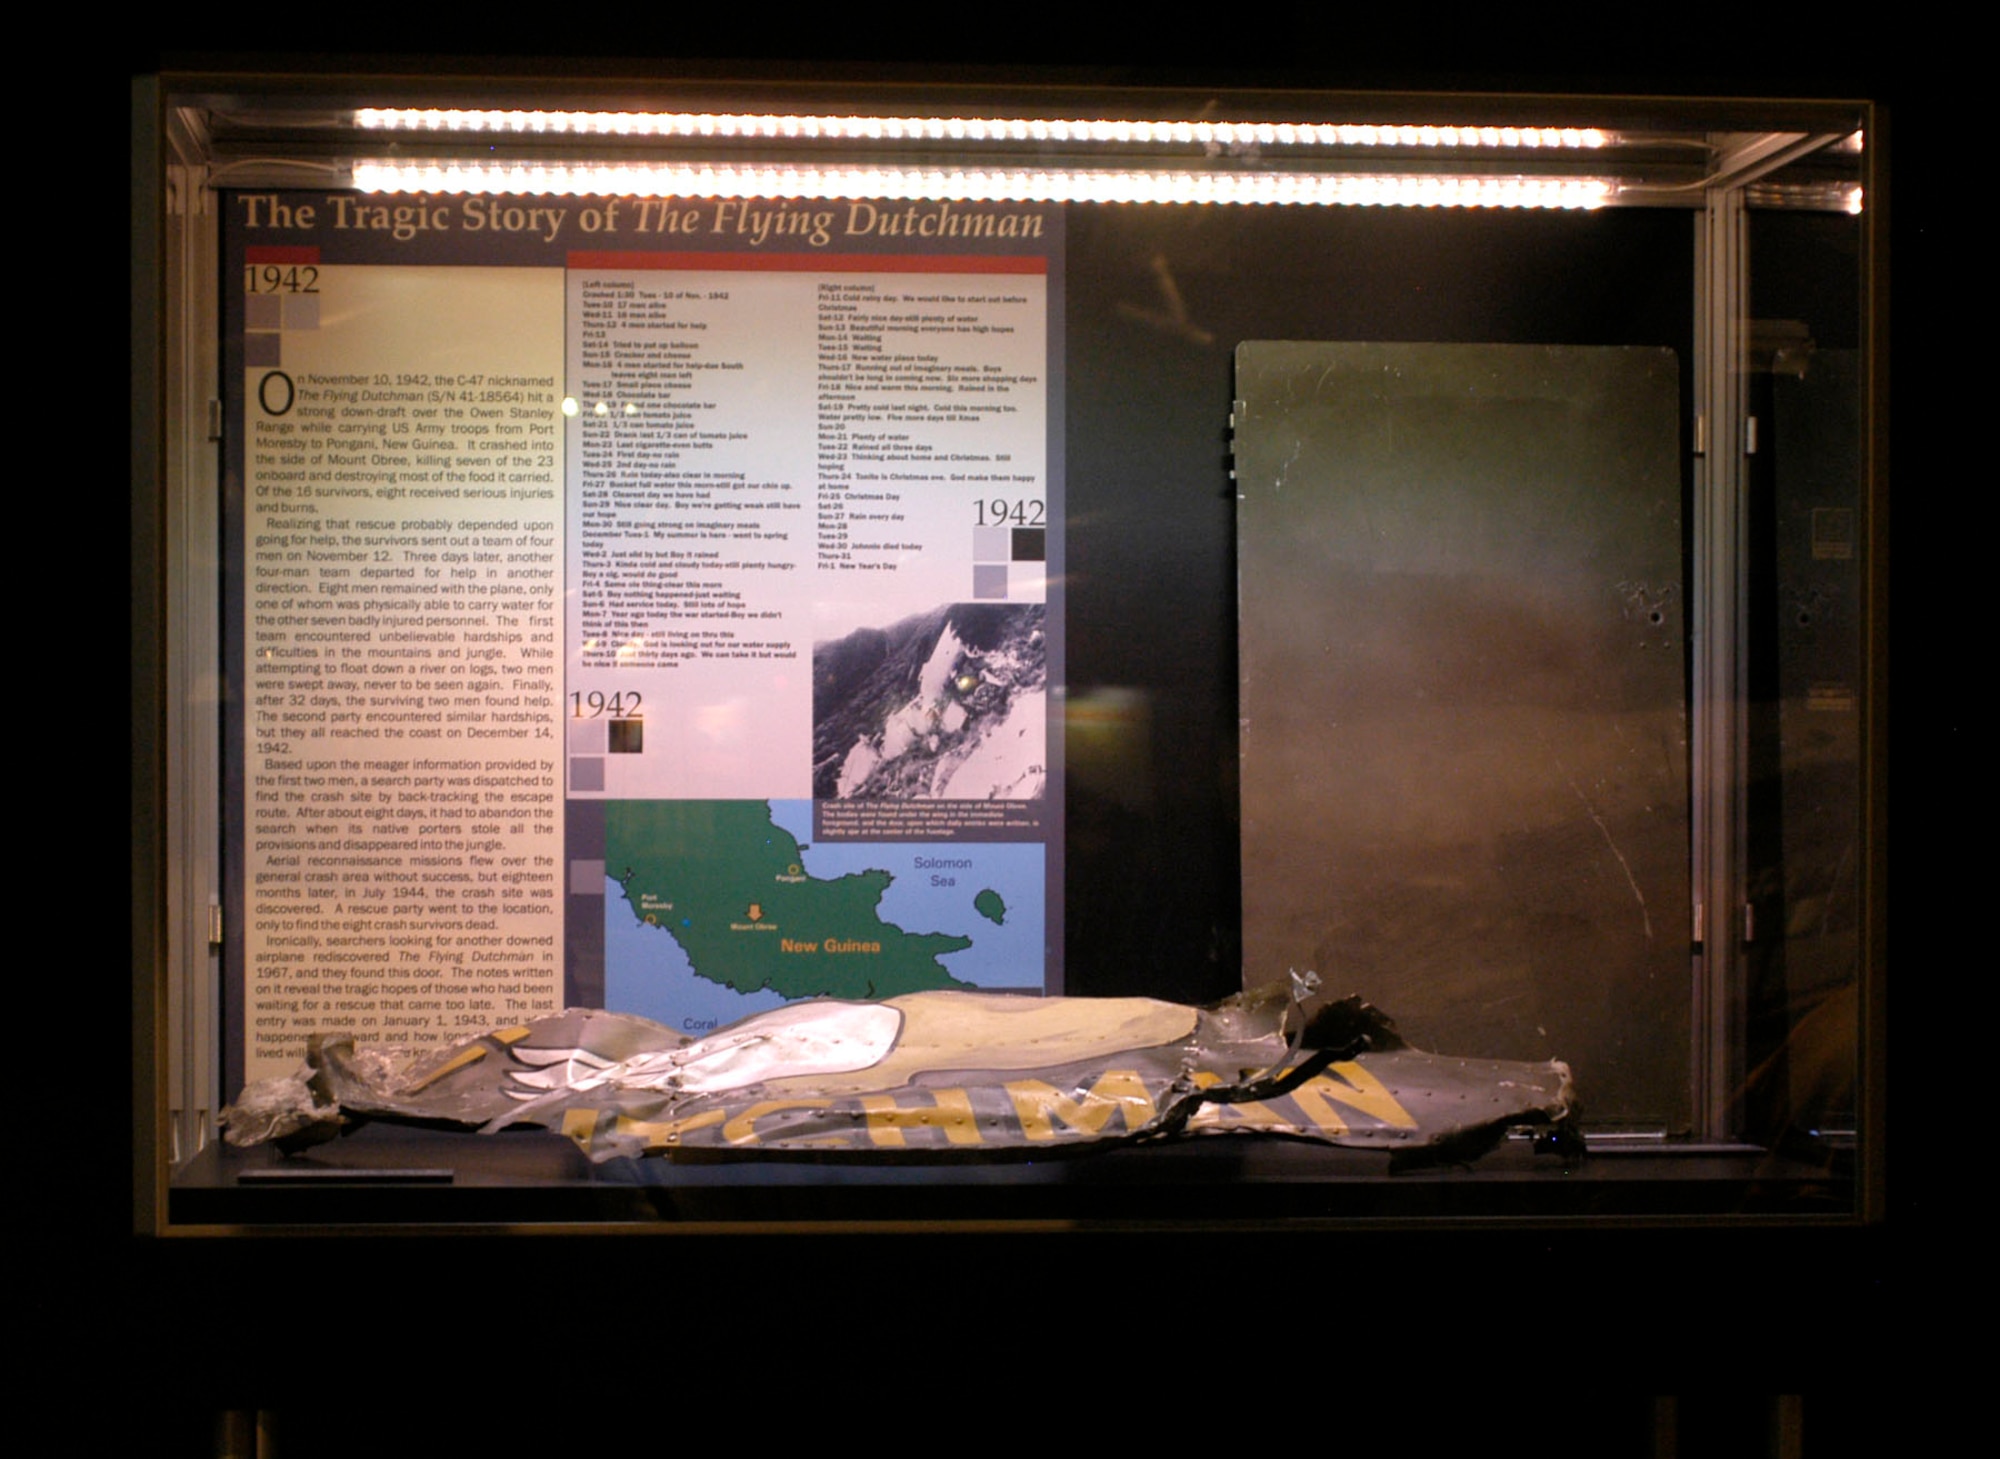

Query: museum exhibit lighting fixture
[351,159,1615,208]
[347,108,1623,209]
[354,109,1613,150]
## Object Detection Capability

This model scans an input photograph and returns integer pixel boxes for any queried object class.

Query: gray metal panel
[1236,342,1689,1127]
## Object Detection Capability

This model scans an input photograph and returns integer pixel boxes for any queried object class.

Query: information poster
[227,194,1063,1086]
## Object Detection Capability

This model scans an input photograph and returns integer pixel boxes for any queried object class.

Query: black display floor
[169,1121,1853,1228]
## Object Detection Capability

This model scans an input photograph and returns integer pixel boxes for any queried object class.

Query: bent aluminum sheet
[232,988,1575,1163]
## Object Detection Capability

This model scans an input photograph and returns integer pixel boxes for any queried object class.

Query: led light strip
[356,108,1609,151]
[353,160,1613,209]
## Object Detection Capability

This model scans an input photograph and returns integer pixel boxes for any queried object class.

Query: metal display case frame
[131,64,1888,1238]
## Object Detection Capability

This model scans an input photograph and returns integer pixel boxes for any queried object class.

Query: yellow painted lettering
[860,1088,982,1147]
[1183,1068,1286,1130]
[1006,1069,1157,1141]
[1289,1062,1419,1133]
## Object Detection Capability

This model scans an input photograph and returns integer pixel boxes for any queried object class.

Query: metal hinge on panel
[209,898,224,954]
[1692,899,1704,945]
[1743,900,1755,943]
[1745,415,1759,455]
[207,398,223,442]
[1692,413,1707,457]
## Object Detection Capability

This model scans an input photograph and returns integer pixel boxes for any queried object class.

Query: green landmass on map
[974,888,1007,926]
[607,800,971,1000]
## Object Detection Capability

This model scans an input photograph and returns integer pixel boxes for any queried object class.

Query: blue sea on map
[603,800,1045,1032]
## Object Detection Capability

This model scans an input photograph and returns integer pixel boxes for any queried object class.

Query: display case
[132,65,1885,1235]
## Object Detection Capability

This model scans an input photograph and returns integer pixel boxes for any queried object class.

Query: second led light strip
[354,160,1613,209]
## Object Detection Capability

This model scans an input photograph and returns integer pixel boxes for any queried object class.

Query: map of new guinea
[608,800,1010,1000]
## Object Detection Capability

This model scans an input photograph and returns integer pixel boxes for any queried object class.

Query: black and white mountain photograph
[813,602,1047,801]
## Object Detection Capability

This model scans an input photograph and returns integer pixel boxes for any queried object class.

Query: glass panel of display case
[134,79,1881,1229]
[1235,342,1689,1128]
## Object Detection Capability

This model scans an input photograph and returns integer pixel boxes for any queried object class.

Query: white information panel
[229,198,1063,1085]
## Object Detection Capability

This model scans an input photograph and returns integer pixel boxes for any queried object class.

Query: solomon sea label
[608,799,972,1000]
